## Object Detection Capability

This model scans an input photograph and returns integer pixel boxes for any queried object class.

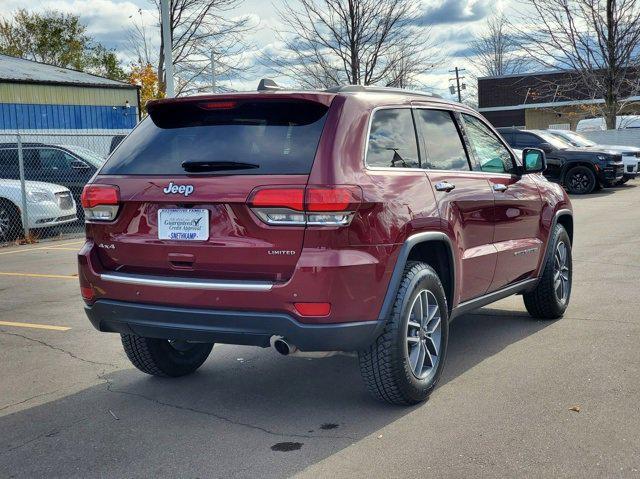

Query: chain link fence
[0,131,129,246]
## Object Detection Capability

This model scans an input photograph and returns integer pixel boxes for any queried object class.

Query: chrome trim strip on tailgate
[100,272,273,291]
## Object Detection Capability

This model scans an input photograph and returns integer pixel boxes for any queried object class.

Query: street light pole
[161,0,175,97]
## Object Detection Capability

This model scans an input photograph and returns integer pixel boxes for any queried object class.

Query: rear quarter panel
[532,174,572,276]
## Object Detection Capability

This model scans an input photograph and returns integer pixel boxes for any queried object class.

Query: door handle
[492,184,508,192]
[435,181,455,192]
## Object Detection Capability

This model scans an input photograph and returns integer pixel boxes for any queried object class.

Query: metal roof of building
[0,54,135,89]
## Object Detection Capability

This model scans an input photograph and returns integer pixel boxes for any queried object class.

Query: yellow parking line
[0,241,85,256]
[0,272,77,279]
[0,320,70,331]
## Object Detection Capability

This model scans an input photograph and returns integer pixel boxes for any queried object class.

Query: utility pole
[449,67,466,103]
[161,0,175,97]
[211,50,216,93]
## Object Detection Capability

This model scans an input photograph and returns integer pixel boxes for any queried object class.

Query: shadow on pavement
[0,308,555,478]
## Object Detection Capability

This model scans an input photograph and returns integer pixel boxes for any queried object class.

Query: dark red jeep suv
[78,82,573,405]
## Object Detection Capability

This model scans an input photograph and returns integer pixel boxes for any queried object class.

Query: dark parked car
[547,129,640,185]
[78,82,573,405]
[0,142,104,204]
[497,128,624,194]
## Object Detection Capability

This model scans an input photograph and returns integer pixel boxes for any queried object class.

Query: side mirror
[522,148,546,173]
[71,159,90,170]
[537,142,555,154]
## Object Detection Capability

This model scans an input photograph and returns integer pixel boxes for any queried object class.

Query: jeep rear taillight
[81,184,120,221]
[248,186,361,226]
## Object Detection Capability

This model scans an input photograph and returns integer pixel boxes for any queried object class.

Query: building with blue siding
[0,54,140,131]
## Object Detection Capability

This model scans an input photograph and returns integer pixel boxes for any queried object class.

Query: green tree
[0,9,125,81]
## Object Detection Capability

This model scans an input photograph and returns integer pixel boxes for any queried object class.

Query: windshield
[551,131,596,147]
[59,145,106,168]
[101,100,329,175]
[534,131,574,149]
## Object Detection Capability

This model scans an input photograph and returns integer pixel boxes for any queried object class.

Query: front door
[414,107,497,303]
[461,114,544,292]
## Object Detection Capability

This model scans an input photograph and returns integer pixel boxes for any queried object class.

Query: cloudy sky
[0,0,515,101]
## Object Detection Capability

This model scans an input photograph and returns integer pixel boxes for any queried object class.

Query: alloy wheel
[406,289,442,380]
[568,172,591,193]
[553,241,570,303]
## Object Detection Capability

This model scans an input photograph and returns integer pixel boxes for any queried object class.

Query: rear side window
[415,109,470,171]
[366,109,419,168]
[101,100,329,175]
[0,149,18,167]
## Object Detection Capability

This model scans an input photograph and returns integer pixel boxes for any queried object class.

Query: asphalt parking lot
[1,184,639,479]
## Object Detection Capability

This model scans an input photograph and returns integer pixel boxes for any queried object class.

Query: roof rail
[257,78,283,91]
[325,85,442,99]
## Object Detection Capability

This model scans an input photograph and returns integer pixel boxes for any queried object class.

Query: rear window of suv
[101,100,329,175]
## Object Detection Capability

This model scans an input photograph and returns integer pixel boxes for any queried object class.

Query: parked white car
[547,129,640,184]
[576,115,640,132]
[0,179,77,240]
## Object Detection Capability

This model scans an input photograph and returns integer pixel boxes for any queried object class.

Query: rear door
[90,97,331,282]
[415,107,497,302]
[461,114,543,292]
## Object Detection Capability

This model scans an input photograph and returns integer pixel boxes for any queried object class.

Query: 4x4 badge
[163,182,194,197]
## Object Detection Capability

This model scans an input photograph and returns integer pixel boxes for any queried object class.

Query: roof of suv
[147,83,469,112]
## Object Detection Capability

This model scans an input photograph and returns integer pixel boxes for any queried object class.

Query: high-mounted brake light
[81,185,120,221]
[198,101,238,110]
[247,186,361,226]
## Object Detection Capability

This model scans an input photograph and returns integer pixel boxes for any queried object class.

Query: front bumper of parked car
[26,201,78,229]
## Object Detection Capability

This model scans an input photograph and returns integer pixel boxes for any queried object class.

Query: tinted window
[101,100,328,175]
[515,132,543,149]
[415,109,469,171]
[39,149,76,170]
[366,109,419,168]
[463,114,515,174]
[498,130,514,145]
[23,149,41,169]
[0,149,18,168]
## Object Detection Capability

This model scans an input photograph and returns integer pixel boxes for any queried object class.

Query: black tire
[564,166,597,194]
[0,199,23,242]
[358,262,449,405]
[121,334,213,377]
[523,224,572,319]
[616,178,629,185]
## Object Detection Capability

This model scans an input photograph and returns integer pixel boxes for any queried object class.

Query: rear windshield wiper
[181,160,260,172]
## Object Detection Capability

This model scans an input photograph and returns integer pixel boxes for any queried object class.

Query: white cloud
[1,0,533,96]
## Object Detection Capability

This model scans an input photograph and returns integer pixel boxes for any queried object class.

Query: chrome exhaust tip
[270,336,297,356]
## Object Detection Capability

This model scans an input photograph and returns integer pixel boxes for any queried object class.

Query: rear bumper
[85,299,385,351]
[78,240,397,325]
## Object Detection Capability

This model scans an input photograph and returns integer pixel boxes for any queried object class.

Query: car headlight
[26,189,53,203]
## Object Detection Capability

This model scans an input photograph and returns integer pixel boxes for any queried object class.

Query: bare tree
[128,0,254,95]
[470,14,526,77]
[269,0,438,88]
[515,0,640,129]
